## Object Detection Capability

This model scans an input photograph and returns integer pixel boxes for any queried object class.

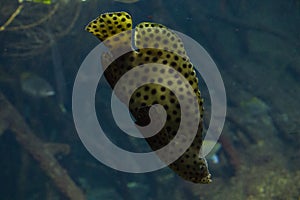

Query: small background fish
[20,72,55,98]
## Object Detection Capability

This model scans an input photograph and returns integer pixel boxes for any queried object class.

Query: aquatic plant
[0,0,81,57]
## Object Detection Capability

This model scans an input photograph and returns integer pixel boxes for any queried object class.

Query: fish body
[20,72,55,97]
[86,12,211,183]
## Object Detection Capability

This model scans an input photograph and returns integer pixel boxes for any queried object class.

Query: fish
[113,0,139,4]
[20,72,55,97]
[85,11,211,183]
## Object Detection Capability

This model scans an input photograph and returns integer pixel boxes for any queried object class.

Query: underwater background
[0,0,300,199]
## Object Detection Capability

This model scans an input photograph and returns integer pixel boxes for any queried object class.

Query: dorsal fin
[134,22,188,60]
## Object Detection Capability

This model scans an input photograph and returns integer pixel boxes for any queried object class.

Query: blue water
[0,0,299,199]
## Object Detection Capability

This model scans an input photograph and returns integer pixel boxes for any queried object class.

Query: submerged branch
[0,92,86,200]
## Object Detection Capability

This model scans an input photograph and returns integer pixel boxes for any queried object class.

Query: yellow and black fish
[86,11,211,184]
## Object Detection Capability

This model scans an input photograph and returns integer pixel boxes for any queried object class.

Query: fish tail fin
[85,11,132,41]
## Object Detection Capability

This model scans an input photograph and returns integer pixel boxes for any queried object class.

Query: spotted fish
[86,11,211,183]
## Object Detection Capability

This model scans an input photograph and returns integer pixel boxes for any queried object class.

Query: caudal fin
[85,11,132,41]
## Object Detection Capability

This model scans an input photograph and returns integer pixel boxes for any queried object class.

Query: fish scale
[86,11,211,183]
